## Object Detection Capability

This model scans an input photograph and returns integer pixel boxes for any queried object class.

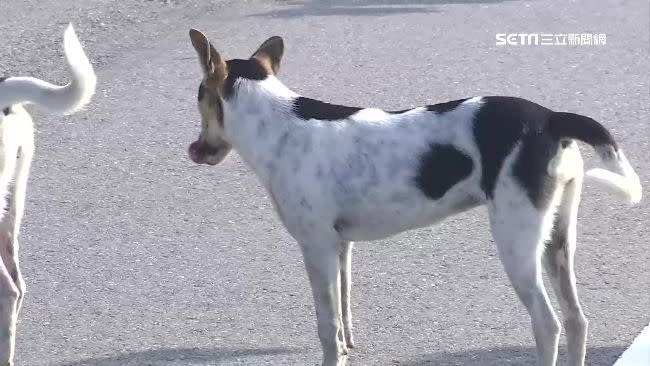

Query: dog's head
[187,29,283,165]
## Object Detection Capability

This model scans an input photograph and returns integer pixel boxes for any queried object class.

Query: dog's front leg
[299,232,347,366]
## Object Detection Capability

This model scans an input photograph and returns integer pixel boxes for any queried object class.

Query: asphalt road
[0,0,648,365]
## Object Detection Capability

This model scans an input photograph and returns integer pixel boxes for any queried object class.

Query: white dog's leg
[0,225,18,366]
[9,137,33,315]
[0,186,26,366]
[543,177,588,366]
[0,199,25,319]
[299,230,347,366]
[489,188,560,366]
[339,241,354,349]
[0,121,21,366]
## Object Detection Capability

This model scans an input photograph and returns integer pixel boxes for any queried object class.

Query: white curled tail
[586,147,642,205]
[0,23,96,115]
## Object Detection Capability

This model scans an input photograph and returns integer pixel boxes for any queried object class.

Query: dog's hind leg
[339,241,354,349]
[2,118,34,316]
[299,229,347,366]
[0,118,24,365]
[488,181,561,366]
[0,212,19,366]
[0,195,25,318]
[0,270,17,366]
[543,176,588,366]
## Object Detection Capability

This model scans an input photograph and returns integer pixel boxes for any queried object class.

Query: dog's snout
[188,141,205,164]
[188,141,199,154]
[188,140,223,165]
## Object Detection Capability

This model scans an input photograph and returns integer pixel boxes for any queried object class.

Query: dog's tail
[547,111,642,205]
[0,23,96,115]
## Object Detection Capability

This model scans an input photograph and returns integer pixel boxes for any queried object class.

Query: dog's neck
[223,76,301,184]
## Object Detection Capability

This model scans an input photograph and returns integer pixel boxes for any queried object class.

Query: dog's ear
[252,36,284,75]
[189,29,227,81]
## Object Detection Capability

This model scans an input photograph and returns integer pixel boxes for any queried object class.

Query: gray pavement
[0,0,648,365]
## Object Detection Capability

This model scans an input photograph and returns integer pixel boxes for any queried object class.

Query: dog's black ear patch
[426,98,468,114]
[472,96,552,199]
[415,144,473,199]
[292,97,362,121]
[2,107,12,116]
[223,58,268,98]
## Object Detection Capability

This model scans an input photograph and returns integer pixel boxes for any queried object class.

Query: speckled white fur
[189,39,640,365]
[216,77,600,366]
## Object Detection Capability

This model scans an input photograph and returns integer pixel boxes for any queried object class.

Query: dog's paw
[336,353,348,366]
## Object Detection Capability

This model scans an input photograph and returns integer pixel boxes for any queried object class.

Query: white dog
[0,24,96,365]
[186,29,641,366]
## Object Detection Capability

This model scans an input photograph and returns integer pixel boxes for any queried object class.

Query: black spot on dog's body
[512,132,559,209]
[299,197,313,211]
[333,217,348,233]
[415,144,473,200]
[472,96,553,201]
[2,107,12,116]
[471,96,597,208]
[301,134,313,153]
[512,110,617,209]
[2,192,10,215]
[426,98,468,114]
[292,97,362,121]
[0,76,8,83]
[223,58,268,98]
[274,131,290,157]
[198,83,205,101]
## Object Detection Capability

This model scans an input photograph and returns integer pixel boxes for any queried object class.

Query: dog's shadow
[52,346,302,366]
[45,344,626,365]
[251,0,521,18]
[401,345,626,365]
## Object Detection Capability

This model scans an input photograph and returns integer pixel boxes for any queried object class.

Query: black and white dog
[0,24,96,365]
[186,30,641,366]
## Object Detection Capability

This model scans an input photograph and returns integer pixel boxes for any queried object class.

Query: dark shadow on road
[252,0,520,17]
[399,345,626,365]
[54,346,302,366]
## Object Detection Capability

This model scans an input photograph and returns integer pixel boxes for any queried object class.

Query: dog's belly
[336,214,437,241]
[335,196,482,242]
